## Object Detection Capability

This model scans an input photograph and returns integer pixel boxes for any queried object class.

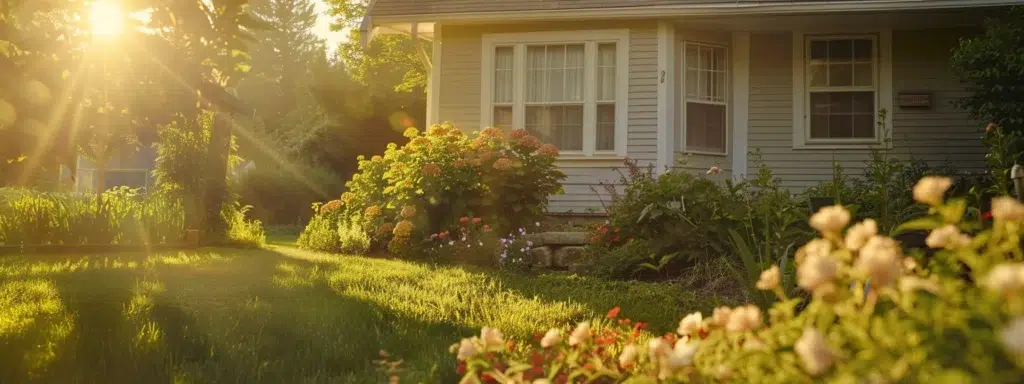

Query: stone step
[554,246,586,268]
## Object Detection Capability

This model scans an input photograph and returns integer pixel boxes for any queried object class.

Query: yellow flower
[912,176,952,206]
[540,328,561,348]
[992,196,1024,221]
[393,220,414,237]
[982,263,1024,296]
[402,127,419,138]
[569,322,590,346]
[667,339,699,369]
[925,225,971,249]
[340,192,356,204]
[755,265,781,291]
[480,327,504,349]
[809,205,851,235]
[676,312,704,336]
[795,328,834,376]
[854,235,902,287]
[1000,317,1024,355]
[797,238,833,264]
[898,276,940,295]
[844,219,877,250]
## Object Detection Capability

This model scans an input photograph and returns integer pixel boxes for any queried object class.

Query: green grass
[0,242,722,382]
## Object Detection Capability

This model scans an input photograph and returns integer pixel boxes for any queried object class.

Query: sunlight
[88,1,125,37]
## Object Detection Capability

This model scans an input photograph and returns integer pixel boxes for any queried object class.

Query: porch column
[731,31,750,180]
[657,21,676,173]
[427,25,442,126]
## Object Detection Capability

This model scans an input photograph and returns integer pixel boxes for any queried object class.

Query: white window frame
[792,29,893,149]
[679,41,729,156]
[481,29,630,157]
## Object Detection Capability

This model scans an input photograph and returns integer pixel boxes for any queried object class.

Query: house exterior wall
[438,21,659,213]
[746,28,985,190]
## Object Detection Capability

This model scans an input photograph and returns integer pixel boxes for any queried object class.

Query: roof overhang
[361,0,1016,46]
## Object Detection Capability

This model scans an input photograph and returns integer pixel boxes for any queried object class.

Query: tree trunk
[96,161,106,213]
[202,108,233,242]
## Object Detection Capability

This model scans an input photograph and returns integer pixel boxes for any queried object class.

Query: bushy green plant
[223,202,265,248]
[304,123,564,256]
[296,201,343,252]
[0,187,185,245]
[338,222,370,255]
[449,176,1024,383]
[584,239,673,280]
[951,6,1024,134]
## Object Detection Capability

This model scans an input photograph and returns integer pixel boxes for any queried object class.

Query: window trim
[481,29,630,157]
[680,40,730,156]
[791,29,893,149]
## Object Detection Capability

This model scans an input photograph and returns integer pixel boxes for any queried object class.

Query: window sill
[680,150,728,157]
[555,155,627,167]
[793,141,890,150]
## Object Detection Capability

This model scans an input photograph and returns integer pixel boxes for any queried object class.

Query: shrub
[338,222,370,255]
[449,176,1024,382]
[0,187,185,245]
[583,239,670,280]
[304,123,565,256]
[951,6,1024,134]
[296,201,344,252]
[223,203,265,248]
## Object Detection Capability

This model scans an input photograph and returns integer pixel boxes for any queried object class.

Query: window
[482,30,629,157]
[806,36,877,140]
[681,42,728,154]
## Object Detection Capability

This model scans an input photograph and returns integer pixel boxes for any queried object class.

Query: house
[360,0,1020,214]
[61,147,158,193]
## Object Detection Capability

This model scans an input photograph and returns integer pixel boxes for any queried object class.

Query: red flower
[460,217,470,223]
[506,340,516,350]
[982,211,993,220]
[613,236,620,242]
[483,225,491,232]
[583,363,594,371]
[457,363,466,374]
[531,352,545,365]
[439,232,448,239]
[619,318,632,325]
[472,217,482,224]
[606,306,621,318]
[531,366,544,375]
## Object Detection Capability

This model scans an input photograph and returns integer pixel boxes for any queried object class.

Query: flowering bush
[451,176,1024,382]
[422,216,499,264]
[306,123,564,257]
[497,227,535,272]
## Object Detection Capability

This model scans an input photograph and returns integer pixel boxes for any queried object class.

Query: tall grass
[0,187,185,246]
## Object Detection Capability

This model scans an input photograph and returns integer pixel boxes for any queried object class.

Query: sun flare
[88,1,125,37]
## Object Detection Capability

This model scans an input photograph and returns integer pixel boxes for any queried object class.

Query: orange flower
[519,135,541,149]
[371,155,383,162]
[606,307,621,318]
[472,217,482,224]
[422,163,442,176]
[493,158,514,170]
[400,205,417,218]
[537,143,559,158]
[509,129,529,140]
[393,220,414,237]
[364,205,382,217]
[379,223,394,234]
[321,200,343,214]
[480,127,504,138]
[411,137,431,147]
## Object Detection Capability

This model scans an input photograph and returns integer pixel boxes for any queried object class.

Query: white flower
[1000,317,1024,355]
[667,339,699,368]
[535,222,541,227]
[912,176,952,206]
[448,241,455,246]
[676,312,704,336]
[480,327,504,348]
[648,337,671,358]
[809,205,851,235]
[755,265,781,291]
[478,242,484,247]
[711,306,733,327]
[982,263,1024,296]
[855,235,903,287]
[992,196,1024,221]
[725,305,762,333]
[715,364,733,380]
[569,322,590,346]
[618,344,640,366]
[540,328,561,348]
[902,257,919,273]
[844,219,877,250]
[795,328,833,376]
[798,252,838,292]
[797,238,833,265]
[457,338,479,361]
[925,225,971,249]
[706,166,722,175]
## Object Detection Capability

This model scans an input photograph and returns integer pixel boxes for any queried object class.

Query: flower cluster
[320,199,343,214]
[448,176,1024,382]
[589,221,627,246]
[498,227,534,271]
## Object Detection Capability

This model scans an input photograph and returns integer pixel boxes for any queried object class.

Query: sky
[313,0,347,52]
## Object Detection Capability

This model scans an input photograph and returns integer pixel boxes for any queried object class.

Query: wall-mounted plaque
[898,92,932,108]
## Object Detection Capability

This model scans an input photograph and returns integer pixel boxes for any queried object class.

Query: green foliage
[584,239,672,280]
[450,181,1024,383]
[0,187,184,245]
[980,123,1024,198]
[314,124,565,256]
[296,201,344,253]
[338,222,370,255]
[223,203,266,248]
[951,6,1024,134]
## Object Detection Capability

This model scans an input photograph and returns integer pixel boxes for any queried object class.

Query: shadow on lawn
[0,248,471,383]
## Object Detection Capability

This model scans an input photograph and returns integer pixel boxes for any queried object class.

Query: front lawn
[0,244,719,382]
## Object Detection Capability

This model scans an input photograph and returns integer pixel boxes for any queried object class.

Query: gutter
[367,0,1017,24]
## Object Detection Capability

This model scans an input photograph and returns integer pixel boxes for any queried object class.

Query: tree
[951,6,1024,134]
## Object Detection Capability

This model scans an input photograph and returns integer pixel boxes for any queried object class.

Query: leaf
[937,198,968,224]
[637,203,654,223]
[892,215,943,235]
[727,228,760,285]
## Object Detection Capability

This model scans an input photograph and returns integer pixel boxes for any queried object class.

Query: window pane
[828,115,853,138]
[686,102,726,153]
[597,104,616,151]
[851,92,874,114]
[808,62,827,87]
[526,105,583,151]
[809,91,876,139]
[494,106,513,129]
[828,63,853,87]
[716,72,727,102]
[565,44,585,101]
[853,39,873,60]
[853,63,873,86]
[810,40,828,60]
[494,46,514,103]
[810,115,829,139]
[597,43,616,101]
[526,46,546,102]
[810,92,832,115]
[686,69,698,98]
[829,39,853,60]
[853,115,874,138]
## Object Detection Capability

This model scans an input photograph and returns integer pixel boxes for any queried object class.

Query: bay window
[482,30,629,157]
